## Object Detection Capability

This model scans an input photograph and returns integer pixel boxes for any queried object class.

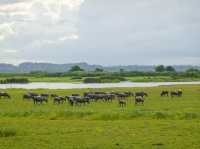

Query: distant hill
[0,62,102,73]
[0,62,199,73]
[0,64,18,73]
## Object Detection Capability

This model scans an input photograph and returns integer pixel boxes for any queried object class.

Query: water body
[0,82,200,89]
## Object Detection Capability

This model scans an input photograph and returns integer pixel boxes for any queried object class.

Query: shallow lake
[0,81,200,89]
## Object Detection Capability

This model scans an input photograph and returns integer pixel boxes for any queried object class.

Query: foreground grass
[0,118,199,149]
[0,85,200,148]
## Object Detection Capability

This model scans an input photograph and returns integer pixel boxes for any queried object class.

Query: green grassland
[28,76,82,83]
[20,76,200,83]
[1,75,200,83]
[126,76,200,82]
[0,76,82,83]
[0,85,200,149]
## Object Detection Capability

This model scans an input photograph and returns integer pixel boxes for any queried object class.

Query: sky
[0,0,199,66]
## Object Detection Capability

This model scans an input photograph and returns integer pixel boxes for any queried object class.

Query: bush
[154,112,168,119]
[0,78,29,84]
[0,128,16,137]
[83,77,101,83]
[71,76,82,80]
[100,75,126,81]
[69,65,84,72]
[83,75,126,83]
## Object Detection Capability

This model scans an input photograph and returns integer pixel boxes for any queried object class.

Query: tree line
[0,78,29,84]
[0,65,199,84]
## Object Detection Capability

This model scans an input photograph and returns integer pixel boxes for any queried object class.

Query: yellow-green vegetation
[25,76,200,83]
[0,76,83,83]
[126,76,200,82]
[0,85,200,149]
[28,76,82,83]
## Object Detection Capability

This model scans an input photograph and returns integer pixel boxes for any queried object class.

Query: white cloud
[0,23,15,41]
[3,49,18,53]
[29,33,79,48]
[0,0,199,65]
[59,34,79,41]
[0,0,84,42]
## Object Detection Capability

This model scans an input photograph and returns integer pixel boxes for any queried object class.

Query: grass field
[22,76,200,83]
[0,85,200,149]
[0,76,82,83]
[1,76,200,83]
[28,76,82,83]
[126,76,200,82]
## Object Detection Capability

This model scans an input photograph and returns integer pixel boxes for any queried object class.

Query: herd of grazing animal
[0,89,183,107]
[160,89,183,97]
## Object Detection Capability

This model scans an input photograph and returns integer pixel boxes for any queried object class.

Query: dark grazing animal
[23,94,33,100]
[160,91,169,97]
[66,96,90,106]
[94,92,105,95]
[104,93,115,102]
[28,92,38,97]
[124,91,134,97]
[170,90,182,98]
[135,96,144,105]
[66,96,75,106]
[84,92,115,102]
[51,94,58,98]
[41,93,49,98]
[23,92,39,100]
[72,94,80,97]
[93,94,106,101]
[135,91,148,98]
[118,100,126,107]
[33,96,48,104]
[116,93,129,99]
[0,92,11,99]
[53,96,66,104]
[74,96,90,105]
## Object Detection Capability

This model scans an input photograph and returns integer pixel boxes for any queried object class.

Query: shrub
[100,75,126,82]
[83,77,102,83]
[0,128,16,137]
[71,76,82,80]
[182,112,199,119]
[0,78,29,84]
[154,112,168,119]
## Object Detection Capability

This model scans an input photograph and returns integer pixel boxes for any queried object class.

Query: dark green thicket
[0,78,29,84]
[0,67,199,83]
[0,128,16,137]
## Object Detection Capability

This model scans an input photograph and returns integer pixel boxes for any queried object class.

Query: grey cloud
[0,0,200,65]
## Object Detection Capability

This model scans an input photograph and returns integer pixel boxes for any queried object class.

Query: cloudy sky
[0,0,199,65]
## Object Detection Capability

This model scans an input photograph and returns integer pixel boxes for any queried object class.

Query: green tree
[95,68,104,72]
[155,65,165,72]
[120,69,124,73]
[69,65,84,72]
[166,66,176,72]
[186,68,199,73]
[185,68,200,78]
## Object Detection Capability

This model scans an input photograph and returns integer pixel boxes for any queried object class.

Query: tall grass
[1,109,199,120]
[0,128,16,137]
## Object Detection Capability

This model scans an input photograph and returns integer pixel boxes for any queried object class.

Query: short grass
[23,76,200,83]
[0,76,83,83]
[0,85,200,149]
[28,76,82,83]
[1,76,200,83]
[126,76,200,82]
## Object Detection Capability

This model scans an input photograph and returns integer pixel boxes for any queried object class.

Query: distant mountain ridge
[0,62,199,73]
